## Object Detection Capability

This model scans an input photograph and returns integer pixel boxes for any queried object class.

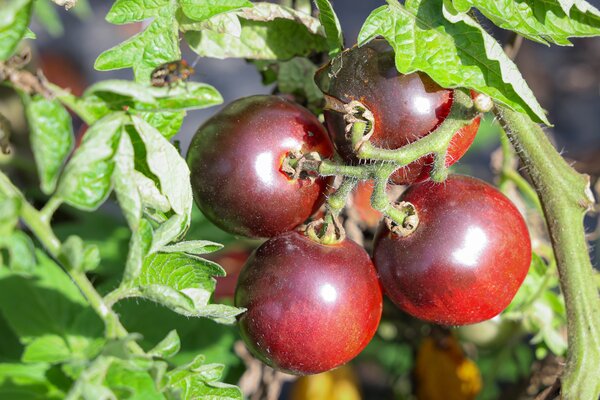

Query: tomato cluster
[186,42,531,376]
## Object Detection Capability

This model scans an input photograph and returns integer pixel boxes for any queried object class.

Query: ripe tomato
[235,231,383,375]
[350,180,382,228]
[187,95,334,238]
[373,175,531,325]
[316,39,480,184]
[206,247,251,300]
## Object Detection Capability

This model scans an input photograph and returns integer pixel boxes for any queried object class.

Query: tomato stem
[327,177,358,215]
[494,105,600,400]
[369,163,419,235]
[356,89,477,163]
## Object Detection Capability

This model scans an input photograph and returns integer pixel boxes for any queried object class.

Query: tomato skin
[372,175,531,326]
[316,39,479,184]
[235,231,383,375]
[207,248,250,300]
[350,180,382,228]
[186,95,334,238]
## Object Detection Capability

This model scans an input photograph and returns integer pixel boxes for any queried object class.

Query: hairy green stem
[497,133,544,213]
[356,90,476,163]
[327,177,358,214]
[0,171,144,355]
[318,160,378,179]
[104,287,141,308]
[39,195,63,225]
[368,163,418,234]
[430,150,449,182]
[495,106,600,400]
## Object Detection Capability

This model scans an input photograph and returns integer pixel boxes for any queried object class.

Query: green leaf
[25,97,74,194]
[51,87,112,125]
[104,358,164,400]
[139,252,226,287]
[150,213,190,253]
[23,27,35,39]
[358,0,549,125]
[557,0,600,18]
[178,10,242,34]
[33,0,64,37]
[59,235,101,272]
[0,195,20,236]
[0,363,64,399]
[295,0,312,14]
[113,131,143,230]
[148,330,181,359]
[115,300,240,370]
[0,251,105,364]
[133,252,243,324]
[57,113,125,210]
[123,218,153,284]
[96,13,180,83]
[160,240,223,256]
[0,313,24,361]
[167,356,242,399]
[106,0,169,24]
[315,0,343,56]
[179,0,252,21]
[238,2,322,34]
[133,172,171,213]
[185,3,327,60]
[145,83,224,112]
[276,57,323,112]
[53,212,130,281]
[139,284,197,314]
[0,231,36,274]
[100,0,251,81]
[131,115,192,216]
[541,326,568,355]
[76,81,221,137]
[138,111,185,140]
[449,0,600,46]
[85,80,158,105]
[64,356,116,399]
[0,0,33,60]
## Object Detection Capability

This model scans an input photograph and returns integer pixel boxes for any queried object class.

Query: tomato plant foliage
[0,0,600,398]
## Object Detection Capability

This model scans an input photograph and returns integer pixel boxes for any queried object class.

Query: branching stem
[494,105,600,400]
[355,90,476,163]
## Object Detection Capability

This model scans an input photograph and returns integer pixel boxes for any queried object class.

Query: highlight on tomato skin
[234,231,383,375]
[315,38,480,185]
[372,175,532,326]
[186,95,334,239]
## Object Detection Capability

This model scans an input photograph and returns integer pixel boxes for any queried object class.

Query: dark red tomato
[373,175,531,326]
[316,39,479,184]
[235,231,383,375]
[186,95,334,238]
[207,248,250,300]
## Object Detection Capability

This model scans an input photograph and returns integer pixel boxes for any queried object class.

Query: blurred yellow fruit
[291,365,361,400]
[415,336,482,400]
